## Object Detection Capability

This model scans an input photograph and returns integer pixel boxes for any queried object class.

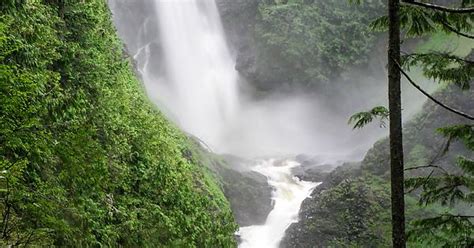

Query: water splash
[140,0,240,149]
[238,159,319,248]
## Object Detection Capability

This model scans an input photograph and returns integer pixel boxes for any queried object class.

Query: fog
[108,1,441,246]
[109,0,436,161]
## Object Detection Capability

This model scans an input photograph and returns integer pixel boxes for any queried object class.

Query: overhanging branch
[439,19,474,39]
[402,1,474,13]
[401,52,474,64]
[405,164,449,174]
[391,57,474,121]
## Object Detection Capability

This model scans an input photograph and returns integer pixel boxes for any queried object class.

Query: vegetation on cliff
[254,0,384,88]
[0,1,236,246]
[219,0,385,91]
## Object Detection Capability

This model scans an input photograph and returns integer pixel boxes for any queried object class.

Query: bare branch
[402,1,474,14]
[391,57,474,121]
[405,164,449,174]
[441,214,474,218]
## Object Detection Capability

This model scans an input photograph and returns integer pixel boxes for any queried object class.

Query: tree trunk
[388,0,406,247]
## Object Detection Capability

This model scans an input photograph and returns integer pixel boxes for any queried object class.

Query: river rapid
[238,159,319,248]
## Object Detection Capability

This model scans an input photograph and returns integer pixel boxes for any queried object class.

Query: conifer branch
[391,57,474,121]
[402,1,474,14]
[401,52,474,64]
[439,19,474,39]
[405,170,435,194]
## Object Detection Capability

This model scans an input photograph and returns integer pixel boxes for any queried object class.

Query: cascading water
[110,0,344,247]
[108,0,442,246]
[238,159,319,248]
[124,1,321,246]
[115,0,388,159]
[140,0,240,149]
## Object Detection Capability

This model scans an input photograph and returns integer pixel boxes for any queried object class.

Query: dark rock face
[216,156,274,227]
[281,163,365,248]
[221,169,273,227]
[291,155,337,182]
[216,0,260,86]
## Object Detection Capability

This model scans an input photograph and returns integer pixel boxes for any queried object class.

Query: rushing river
[239,159,319,248]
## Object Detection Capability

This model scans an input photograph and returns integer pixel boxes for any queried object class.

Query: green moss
[0,1,236,247]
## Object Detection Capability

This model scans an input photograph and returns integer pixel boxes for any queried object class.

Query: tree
[350,0,473,247]
[387,0,405,247]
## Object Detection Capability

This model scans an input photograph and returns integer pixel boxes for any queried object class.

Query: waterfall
[140,0,240,150]
[109,1,332,247]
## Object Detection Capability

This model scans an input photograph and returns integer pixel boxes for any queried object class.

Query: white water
[111,0,337,246]
[122,0,386,159]
[239,159,319,248]
[145,0,240,148]
[145,2,320,246]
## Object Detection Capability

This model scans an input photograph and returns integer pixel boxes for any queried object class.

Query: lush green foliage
[402,52,473,89]
[341,87,473,247]
[349,0,473,245]
[251,0,385,89]
[396,2,473,246]
[406,124,474,247]
[0,1,237,246]
[349,106,389,129]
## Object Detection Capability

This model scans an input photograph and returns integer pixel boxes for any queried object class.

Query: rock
[281,162,363,248]
[215,0,261,86]
[291,165,330,182]
[290,154,339,182]
[216,156,274,227]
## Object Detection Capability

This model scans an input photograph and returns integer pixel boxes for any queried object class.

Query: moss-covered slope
[0,1,236,246]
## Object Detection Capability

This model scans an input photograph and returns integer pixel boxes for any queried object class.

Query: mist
[109,0,436,162]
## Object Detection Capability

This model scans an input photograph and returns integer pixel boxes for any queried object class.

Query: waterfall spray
[140,0,240,150]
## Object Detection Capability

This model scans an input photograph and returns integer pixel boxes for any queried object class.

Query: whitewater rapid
[239,159,319,248]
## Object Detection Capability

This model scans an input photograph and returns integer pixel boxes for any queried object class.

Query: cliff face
[216,0,385,92]
[0,2,237,247]
[216,0,261,87]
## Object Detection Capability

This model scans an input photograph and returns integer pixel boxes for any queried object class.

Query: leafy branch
[438,18,474,39]
[348,106,389,129]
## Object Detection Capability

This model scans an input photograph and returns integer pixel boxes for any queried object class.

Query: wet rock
[216,156,274,227]
[281,162,362,248]
[290,155,337,182]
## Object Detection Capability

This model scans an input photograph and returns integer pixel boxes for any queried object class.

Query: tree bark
[388,0,406,247]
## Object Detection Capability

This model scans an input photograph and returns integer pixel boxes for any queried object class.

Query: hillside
[0,1,237,246]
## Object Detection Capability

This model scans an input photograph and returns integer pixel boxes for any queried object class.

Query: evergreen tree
[387,0,405,246]
[350,0,473,246]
